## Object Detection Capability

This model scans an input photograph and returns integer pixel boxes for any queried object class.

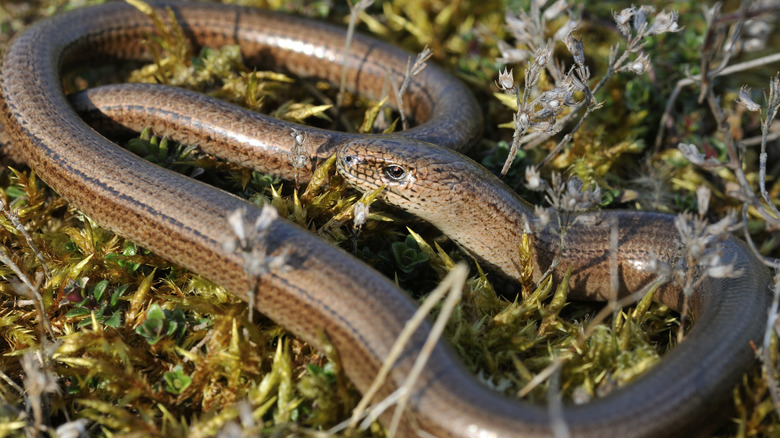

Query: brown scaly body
[0,2,772,436]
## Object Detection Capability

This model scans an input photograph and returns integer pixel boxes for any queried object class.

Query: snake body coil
[0,2,772,437]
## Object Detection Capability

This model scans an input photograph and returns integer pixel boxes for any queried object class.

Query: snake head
[336,136,503,213]
[336,137,452,213]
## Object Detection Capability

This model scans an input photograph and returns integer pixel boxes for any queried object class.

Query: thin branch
[534,104,596,171]
[697,0,751,103]
[0,198,51,280]
[0,248,54,339]
[742,206,772,264]
[387,263,466,436]
[761,273,780,418]
[336,0,375,114]
[547,367,570,438]
[655,51,780,151]
[392,47,432,131]
[340,263,468,435]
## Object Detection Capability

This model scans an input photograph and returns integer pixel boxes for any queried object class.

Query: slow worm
[0,2,772,436]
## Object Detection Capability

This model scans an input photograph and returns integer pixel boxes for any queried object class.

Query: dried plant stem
[714,3,780,25]
[0,369,25,396]
[0,198,51,280]
[609,217,620,300]
[702,86,780,266]
[712,51,780,81]
[340,263,467,436]
[547,367,569,438]
[515,40,636,171]
[739,131,779,147]
[386,262,465,436]
[392,48,432,131]
[706,90,756,199]
[677,294,690,343]
[762,276,780,418]
[696,2,751,103]
[534,104,596,171]
[655,51,780,151]
[758,77,780,212]
[0,246,36,293]
[336,0,374,115]
[0,248,54,339]
[301,80,353,133]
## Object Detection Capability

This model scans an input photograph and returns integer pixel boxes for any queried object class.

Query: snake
[0,1,772,437]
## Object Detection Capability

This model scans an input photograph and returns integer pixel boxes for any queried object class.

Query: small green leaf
[390,236,429,274]
[5,186,25,199]
[103,311,122,328]
[163,365,192,395]
[65,307,90,318]
[122,242,137,256]
[110,284,129,307]
[136,304,167,345]
[92,280,109,302]
[305,363,325,377]
[147,303,165,321]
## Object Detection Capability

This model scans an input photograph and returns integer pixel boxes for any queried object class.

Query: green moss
[0,0,778,436]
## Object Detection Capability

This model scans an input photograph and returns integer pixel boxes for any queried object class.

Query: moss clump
[0,0,778,437]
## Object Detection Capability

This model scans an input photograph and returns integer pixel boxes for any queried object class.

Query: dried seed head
[516,109,532,131]
[533,45,553,70]
[536,88,565,110]
[497,41,529,64]
[647,253,672,278]
[648,9,681,35]
[554,18,580,43]
[504,11,535,47]
[560,71,586,92]
[497,67,515,92]
[705,257,743,279]
[353,201,369,230]
[254,203,278,233]
[613,7,635,36]
[534,205,551,227]
[227,208,248,246]
[288,128,311,187]
[543,0,569,21]
[525,166,546,191]
[288,129,311,168]
[410,46,432,77]
[705,212,737,238]
[735,85,761,112]
[553,176,602,212]
[223,205,287,279]
[633,5,655,33]
[626,52,650,75]
[696,185,710,217]
[677,143,723,170]
[564,32,585,68]
[678,143,704,165]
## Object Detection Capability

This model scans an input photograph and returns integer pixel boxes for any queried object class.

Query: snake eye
[383,164,407,181]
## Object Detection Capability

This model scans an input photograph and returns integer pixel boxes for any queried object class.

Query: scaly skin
[0,2,772,436]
